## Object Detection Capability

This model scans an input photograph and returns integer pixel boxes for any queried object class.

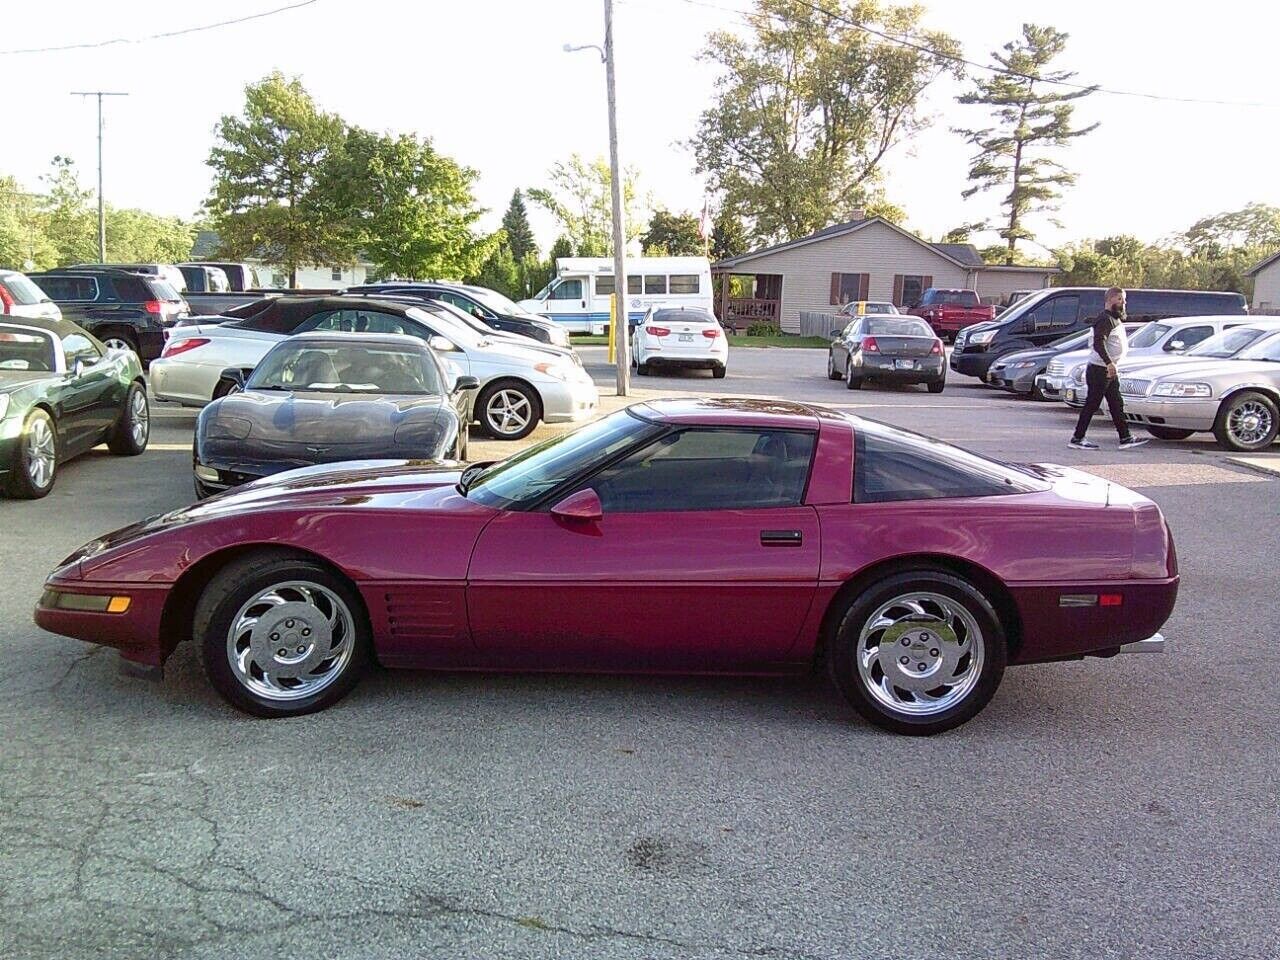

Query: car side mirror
[550,488,602,524]
[73,358,92,377]
[429,335,459,353]
[1168,340,1185,352]
[452,375,480,393]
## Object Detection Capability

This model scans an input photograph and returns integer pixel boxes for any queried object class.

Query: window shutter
[859,273,870,301]
[892,274,904,305]
[830,273,841,305]
[923,275,933,292]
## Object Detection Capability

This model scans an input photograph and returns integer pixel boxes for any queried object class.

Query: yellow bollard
[607,292,616,364]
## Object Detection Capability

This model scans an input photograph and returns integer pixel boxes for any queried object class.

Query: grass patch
[569,335,610,345]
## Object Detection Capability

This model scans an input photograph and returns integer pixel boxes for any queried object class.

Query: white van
[519,256,715,335]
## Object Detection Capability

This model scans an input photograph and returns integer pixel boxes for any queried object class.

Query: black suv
[348,281,570,346]
[27,267,190,361]
[950,287,1247,380]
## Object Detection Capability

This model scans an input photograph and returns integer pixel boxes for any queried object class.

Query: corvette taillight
[862,336,879,352]
[160,337,209,358]
[646,325,670,337]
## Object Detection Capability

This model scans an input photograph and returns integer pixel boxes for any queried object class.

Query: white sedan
[149,297,597,440]
[631,306,728,378]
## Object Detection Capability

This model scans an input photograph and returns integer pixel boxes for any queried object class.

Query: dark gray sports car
[193,333,477,499]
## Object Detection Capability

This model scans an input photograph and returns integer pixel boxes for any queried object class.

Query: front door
[466,426,822,671]
[58,332,117,453]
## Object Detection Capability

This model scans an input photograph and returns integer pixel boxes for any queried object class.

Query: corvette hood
[203,390,451,444]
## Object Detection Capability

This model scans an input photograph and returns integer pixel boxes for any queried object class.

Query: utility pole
[603,0,629,396]
[71,91,128,263]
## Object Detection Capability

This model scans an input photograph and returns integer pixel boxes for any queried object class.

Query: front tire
[1213,391,1278,451]
[1146,425,1195,441]
[196,553,371,718]
[107,381,149,455]
[7,409,57,499]
[827,571,1006,735]
[477,381,542,440]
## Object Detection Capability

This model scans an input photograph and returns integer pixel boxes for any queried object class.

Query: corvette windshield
[247,342,443,394]
[465,410,661,508]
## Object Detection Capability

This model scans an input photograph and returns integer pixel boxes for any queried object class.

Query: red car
[908,288,997,341]
[35,399,1177,735]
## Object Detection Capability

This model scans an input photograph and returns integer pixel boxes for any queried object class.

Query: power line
[667,0,1274,109]
[0,1,320,56]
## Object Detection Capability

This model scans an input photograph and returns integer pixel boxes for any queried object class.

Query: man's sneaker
[1118,436,1149,450]
[1069,437,1099,449]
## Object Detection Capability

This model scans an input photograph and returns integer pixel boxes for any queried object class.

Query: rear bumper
[855,354,945,382]
[149,357,223,406]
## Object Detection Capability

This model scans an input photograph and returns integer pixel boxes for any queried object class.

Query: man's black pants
[1073,363,1131,441]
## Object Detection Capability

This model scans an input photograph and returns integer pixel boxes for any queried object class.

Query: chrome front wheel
[1216,392,1278,451]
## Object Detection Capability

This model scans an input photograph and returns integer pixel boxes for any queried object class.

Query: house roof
[1247,249,1280,277]
[715,217,983,271]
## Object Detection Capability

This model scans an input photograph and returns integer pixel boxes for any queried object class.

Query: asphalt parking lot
[3,345,1278,960]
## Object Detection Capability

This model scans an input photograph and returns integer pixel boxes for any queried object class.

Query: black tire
[636,361,651,376]
[6,409,57,499]
[196,552,372,718]
[1146,425,1195,441]
[712,364,727,379]
[99,330,139,356]
[476,380,542,441]
[194,477,218,501]
[1213,391,1279,452]
[211,378,239,400]
[1030,382,1047,401]
[827,571,1007,735]
[926,378,945,394]
[106,381,149,455]
[827,353,842,381]
[845,362,862,390]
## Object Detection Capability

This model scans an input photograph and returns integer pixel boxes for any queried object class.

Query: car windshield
[1237,333,1280,362]
[150,279,183,301]
[1049,330,1089,349]
[1128,322,1171,349]
[867,318,932,337]
[247,341,443,394]
[0,327,57,372]
[864,303,898,314]
[1188,326,1269,358]
[653,308,715,325]
[464,409,662,508]
[920,289,978,307]
[470,288,537,317]
[405,305,485,349]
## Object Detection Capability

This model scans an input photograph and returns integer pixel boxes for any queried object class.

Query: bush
[745,321,781,337]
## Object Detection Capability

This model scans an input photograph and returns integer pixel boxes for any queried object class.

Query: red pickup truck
[907,288,996,341]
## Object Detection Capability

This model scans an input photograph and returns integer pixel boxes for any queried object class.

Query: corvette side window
[585,428,816,513]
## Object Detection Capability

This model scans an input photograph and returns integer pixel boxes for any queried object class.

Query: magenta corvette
[35,398,1177,734]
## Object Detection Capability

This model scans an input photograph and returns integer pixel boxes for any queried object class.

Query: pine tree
[954,24,1098,264]
[501,190,537,262]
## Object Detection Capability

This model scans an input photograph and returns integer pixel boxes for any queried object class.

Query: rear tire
[196,552,371,718]
[637,361,651,376]
[106,381,149,455]
[827,353,842,380]
[712,364,727,379]
[1146,425,1195,441]
[827,571,1006,735]
[100,331,139,356]
[926,378,945,394]
[845,362,862,390]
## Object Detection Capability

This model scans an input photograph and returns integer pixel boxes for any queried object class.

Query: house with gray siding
[1247,250,1280,313]
[713,216,1059,333]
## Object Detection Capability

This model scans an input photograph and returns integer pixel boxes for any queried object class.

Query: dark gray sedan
[193,333,477,499]
[827,316,946,392]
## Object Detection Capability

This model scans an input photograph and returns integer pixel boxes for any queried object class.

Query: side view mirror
[550,488,602,524]
[429,335,459,353]
[1168,340,1186,352]
[73,358,92,377]
[452,375,480,393]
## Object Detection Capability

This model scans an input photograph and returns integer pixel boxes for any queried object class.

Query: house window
[829,272,869,305]
[331,266,343,281]
[894,274,930,307]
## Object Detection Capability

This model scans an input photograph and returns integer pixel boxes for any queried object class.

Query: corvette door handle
[760,530,803,547]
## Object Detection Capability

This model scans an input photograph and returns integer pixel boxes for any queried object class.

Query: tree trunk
[290,265,298,289]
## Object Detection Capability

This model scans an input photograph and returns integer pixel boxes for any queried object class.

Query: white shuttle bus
[519,256,715,335]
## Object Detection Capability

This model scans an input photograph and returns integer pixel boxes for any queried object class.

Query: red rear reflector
[1100,593,1123,607]
[702,328,720,338]
[931,339,943,355]
[862,336,879,352]
[143,300,163,314]
[160,337,209,358]
[646,325,670,337]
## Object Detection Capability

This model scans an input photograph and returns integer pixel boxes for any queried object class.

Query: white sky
[2,0,1277,256]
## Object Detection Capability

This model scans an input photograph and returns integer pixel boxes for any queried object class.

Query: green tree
[955,24,1099,264]
[710,210,748,261]
[0,176,57,271]
[467,237,522,299]
[104,208,194,263]
[326,126,493,280]
[690,0,960,245]
[205,73,350,287]
[641,209,704,256]
[1184,202,1280,254]
[527,155,646,257]
[39,157,97,265]
[501,190,537,261]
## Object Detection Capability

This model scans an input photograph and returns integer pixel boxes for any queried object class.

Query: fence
[798,311,844,339]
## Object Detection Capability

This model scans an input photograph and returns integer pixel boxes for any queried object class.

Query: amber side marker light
[41,591,131,614]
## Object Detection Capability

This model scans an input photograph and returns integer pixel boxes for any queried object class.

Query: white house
[190,230,373,290]
[712,216,1060,333]
[1247,250,1280,313]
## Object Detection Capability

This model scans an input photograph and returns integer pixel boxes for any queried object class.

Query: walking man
[1070,287,1148,450]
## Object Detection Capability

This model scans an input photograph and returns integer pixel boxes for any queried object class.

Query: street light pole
[603,0,630,396]
[71,91,128,263]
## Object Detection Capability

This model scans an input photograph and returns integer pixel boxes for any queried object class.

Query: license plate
[678,334,694,342]
[895,359,916,369]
